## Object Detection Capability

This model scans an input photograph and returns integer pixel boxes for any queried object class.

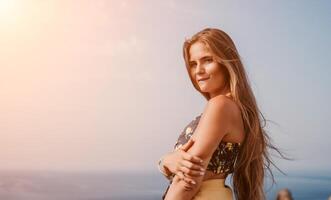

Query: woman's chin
[199,87,209,93]
[197,81,211,92]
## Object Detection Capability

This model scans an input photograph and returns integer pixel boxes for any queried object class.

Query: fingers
[179,165,205,177]
[177,171,192,183]
[180,159,204,170]
[179,160,205,177]
[182,152,204,164]
[183,182,194,191]
[180,138,194,151]
[176,171,195,190]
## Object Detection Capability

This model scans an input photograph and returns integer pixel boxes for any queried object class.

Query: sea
[0,169,329,200]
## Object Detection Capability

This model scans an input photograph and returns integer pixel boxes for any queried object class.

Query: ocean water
[0,170,330,200]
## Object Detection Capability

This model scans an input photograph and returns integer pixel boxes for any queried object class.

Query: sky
[0,0,330,174]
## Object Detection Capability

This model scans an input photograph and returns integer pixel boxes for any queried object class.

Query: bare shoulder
[198,95,238,133]
[208,95,244,141]
[207,94,240,117]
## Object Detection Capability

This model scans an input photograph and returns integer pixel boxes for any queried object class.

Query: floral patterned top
[162,114,241,199]
[174,114,241,175]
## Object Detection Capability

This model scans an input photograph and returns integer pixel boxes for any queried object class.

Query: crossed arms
[164,95,234,200]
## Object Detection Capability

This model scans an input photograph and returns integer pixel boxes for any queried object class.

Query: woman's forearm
[164,174,203,200]
[164,146,212,200]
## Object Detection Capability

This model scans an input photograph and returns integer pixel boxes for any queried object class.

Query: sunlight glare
[0,0,22,25]
[0,0,16,15]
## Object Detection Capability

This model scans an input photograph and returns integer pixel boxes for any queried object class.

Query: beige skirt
[192,179,233,200]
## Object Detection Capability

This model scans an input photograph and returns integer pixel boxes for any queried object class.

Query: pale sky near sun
[0,0,330,173]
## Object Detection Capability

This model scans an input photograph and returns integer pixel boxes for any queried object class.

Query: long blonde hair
[183,28,285,200]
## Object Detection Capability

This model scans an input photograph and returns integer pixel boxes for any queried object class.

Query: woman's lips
[198,77,209,83]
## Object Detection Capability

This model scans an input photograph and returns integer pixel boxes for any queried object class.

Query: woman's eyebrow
[189,55,212,62]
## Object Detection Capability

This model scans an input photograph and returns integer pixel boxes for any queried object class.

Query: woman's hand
[163,138,205,186]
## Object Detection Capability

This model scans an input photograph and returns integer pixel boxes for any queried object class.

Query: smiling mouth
[198,78,209,82]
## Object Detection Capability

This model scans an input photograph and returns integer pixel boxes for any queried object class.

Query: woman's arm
[164,95,234,200]
[159,138,205,187]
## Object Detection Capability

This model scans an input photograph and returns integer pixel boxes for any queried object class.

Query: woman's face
[188,41,229,99]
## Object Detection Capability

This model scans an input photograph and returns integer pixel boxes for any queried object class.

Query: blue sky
[0,0,330,174]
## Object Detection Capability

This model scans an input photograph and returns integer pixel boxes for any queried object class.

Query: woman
[158,27,282,200]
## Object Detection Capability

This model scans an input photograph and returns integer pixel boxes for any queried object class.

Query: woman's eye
[205,58,213,63]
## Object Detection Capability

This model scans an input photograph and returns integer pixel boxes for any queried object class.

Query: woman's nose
[196,63,205,73]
